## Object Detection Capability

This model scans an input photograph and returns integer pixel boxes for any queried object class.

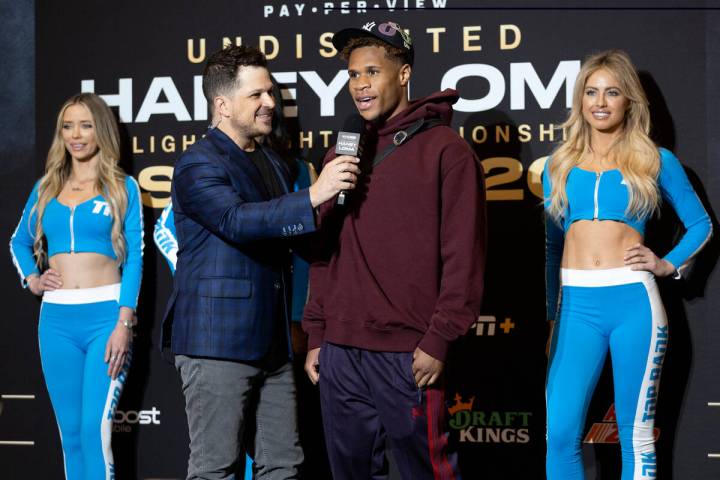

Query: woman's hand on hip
[27,269,62,296]
[624,243,676,277]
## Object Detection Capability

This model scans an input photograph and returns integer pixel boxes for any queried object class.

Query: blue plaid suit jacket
[161,127,316,361]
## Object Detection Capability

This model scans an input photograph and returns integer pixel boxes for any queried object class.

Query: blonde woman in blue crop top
[542,50,711,480]
[10,93,143,480]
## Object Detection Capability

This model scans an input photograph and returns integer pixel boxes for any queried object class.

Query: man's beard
[231,116,271,141]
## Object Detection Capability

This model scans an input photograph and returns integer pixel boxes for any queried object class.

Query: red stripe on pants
[426,387,456,480]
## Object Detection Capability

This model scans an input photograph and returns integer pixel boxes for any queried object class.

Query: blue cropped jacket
[10,176,144,309]
[543,148,712,321]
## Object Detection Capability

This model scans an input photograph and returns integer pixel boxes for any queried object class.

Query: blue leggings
[546,267,667,480]
[39,284,130,480]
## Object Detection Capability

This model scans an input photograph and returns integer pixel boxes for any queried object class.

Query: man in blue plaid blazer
[161,45,359,480]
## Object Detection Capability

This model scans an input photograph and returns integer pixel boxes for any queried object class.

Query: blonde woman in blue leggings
[10,93,143,479]
[543,50,711,479]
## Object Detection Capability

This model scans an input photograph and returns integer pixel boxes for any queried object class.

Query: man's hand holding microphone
[308,114,365,208]
[308,155,360,208]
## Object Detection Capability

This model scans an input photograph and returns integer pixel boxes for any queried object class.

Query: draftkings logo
[471,315,515,336]
[448,393,532,443]
[584,404,660,444]
[112,407,162,433]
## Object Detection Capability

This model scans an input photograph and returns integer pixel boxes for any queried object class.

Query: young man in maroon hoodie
[302,21,486,479]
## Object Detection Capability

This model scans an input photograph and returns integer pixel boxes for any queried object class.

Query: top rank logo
[584,404,660,444]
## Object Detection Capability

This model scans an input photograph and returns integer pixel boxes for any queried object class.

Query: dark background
[1,1,718,478]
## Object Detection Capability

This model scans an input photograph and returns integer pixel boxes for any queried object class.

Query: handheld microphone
[334,114,365,206]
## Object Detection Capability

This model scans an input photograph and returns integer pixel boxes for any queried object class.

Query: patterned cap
[333,21,414,66]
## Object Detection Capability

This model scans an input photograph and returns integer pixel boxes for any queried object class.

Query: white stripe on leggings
[101,354,130,479]
[632,278,667,479]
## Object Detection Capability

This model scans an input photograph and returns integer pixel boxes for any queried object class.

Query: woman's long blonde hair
[547,49,660,222]
[33,93,128,266]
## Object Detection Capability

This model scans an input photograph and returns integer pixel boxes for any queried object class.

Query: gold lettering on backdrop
[299,131,313,149]
[500,25,522,50]
[296,34,303,59]
[260,35,279,60]
[472,126,487,144]
[319,32,336,58]
[187,38,206,63]
[539,123,554,142]
[460,124,566,145]
[482,157,524,201]
[161,135,176,153]
[518,124,532,143]
[495,125,510,143]
[426,27,446,53]
[463,26,482,52]
[134,153,553,209]
[132,137,144,154]
[223,37,242,48]
[187,25,533,61]
[182,135,197,151]
[138,166,174,208]
[132,134,198,155]
[319,130,333,149]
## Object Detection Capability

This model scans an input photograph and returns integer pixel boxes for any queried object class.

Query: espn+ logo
[471,315,515,336]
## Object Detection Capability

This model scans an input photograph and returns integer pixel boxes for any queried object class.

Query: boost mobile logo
[113,407,161,433]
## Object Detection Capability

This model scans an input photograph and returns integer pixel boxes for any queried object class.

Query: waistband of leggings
[561,267,654,288]
[42,283,121,305]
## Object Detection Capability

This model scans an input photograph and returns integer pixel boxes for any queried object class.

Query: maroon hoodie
[302,89,486,361]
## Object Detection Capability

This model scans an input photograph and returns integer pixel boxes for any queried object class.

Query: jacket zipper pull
[69,206,75,253]
[593,172,602,220]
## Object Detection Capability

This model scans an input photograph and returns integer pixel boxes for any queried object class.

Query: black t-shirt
[245,143,289,367]
[246,144,284,199]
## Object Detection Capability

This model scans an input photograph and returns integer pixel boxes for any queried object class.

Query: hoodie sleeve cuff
[418,331,450,363]
[306,328,326,351]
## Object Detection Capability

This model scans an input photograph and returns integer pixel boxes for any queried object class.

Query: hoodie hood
[376,88,459,137]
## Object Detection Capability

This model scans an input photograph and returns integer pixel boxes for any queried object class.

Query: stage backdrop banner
[0,1,718,479]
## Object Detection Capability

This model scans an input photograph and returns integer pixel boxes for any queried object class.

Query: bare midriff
[49,252,120,289]
[562,219,642,269]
